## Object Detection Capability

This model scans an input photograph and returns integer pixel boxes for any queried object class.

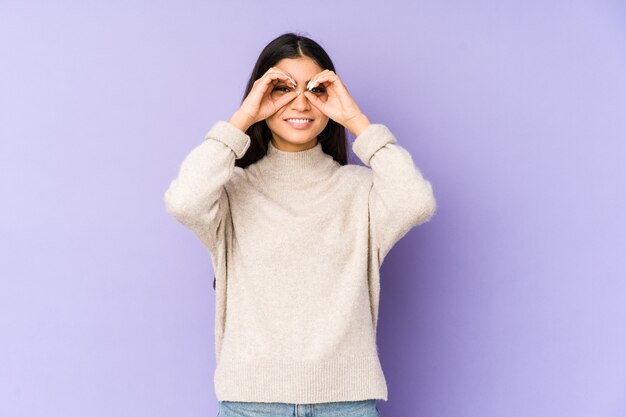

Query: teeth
[286,119,312,123]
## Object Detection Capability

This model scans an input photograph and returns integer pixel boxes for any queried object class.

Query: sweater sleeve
[352,123,437,266]
[164,120,251,252]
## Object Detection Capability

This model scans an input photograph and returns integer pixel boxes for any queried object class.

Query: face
[265,57,330,152]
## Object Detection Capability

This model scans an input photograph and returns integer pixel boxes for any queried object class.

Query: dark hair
[235,32,348,169]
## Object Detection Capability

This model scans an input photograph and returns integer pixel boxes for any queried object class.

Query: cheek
[317,115,329,125]
[266,116,289,134]
[266,111,282,123]
[316,118,330,133]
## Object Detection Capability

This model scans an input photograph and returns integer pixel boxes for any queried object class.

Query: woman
[164,32,436,417]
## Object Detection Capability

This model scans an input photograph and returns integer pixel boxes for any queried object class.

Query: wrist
[229,109,255,132]
[344,113,371,137]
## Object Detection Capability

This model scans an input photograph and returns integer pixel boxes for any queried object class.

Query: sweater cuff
[204,120,251,159]
[352,123,397,167]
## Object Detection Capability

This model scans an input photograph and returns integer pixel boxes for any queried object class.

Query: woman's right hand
[231,67,298,130]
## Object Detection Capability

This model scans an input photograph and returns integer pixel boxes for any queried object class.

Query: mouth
[284,118,314,129]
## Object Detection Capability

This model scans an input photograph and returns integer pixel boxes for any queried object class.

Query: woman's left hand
[303,70,369,133]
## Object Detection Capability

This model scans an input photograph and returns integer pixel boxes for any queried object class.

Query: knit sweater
[164,120,436,404]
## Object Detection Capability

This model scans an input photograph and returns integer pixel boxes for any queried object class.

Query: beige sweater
[164,120,436,404]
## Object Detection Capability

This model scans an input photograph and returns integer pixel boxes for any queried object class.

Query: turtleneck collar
[255,139,339,186]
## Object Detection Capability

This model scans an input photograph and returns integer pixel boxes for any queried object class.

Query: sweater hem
[214,355,388,403]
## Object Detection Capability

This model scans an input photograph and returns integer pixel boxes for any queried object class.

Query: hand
[235,67,299,128]
[302,70,370,134]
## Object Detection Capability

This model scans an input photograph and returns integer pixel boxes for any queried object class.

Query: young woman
[164,32,437,417]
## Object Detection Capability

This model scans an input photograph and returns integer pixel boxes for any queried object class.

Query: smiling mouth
[284,118,314,129]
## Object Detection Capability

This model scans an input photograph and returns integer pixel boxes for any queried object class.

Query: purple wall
[1,1,625,416]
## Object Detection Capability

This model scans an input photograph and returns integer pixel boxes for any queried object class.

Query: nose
[290,89,311,111]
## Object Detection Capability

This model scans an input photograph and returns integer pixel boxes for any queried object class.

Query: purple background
[2,1,625,416]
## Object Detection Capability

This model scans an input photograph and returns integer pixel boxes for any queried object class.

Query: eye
[311,87,326,95]
[272,85,292,93]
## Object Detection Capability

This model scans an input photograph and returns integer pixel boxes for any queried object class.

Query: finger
[306,70,335,89]
[264,71,296,87]
[266,67,297,87]
[271,67,298,87]
[308,69,332,81]
[309,74,349,95]
[255,71,295,91]
[273,91,298,108]
[268,66,294,79]
[303,90,326,112]
[254,73,296,99]
[307,73,340,90]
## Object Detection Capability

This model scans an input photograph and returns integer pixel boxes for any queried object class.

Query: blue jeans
[217,399,380,417]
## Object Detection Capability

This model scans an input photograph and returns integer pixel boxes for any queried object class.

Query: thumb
[303,91,325,112]
[274,91,298,109]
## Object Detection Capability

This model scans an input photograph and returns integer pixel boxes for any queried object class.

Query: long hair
[235,32,348,169]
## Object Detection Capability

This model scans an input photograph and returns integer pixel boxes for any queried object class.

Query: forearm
[229,109,255,133]
[345,113,372,138]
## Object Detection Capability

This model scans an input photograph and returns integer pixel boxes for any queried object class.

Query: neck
[256,139,338,186]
